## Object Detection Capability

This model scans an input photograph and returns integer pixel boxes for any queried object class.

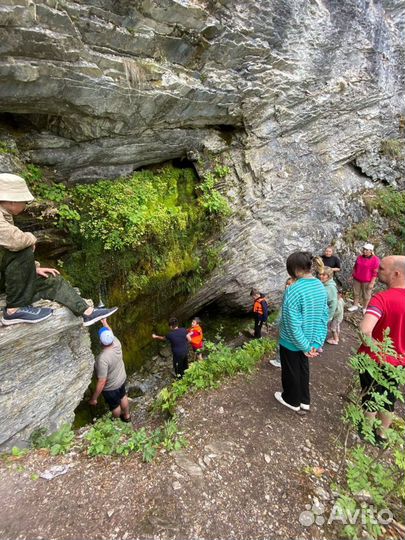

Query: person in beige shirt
[89,319,130,422]
[0,173,117,326]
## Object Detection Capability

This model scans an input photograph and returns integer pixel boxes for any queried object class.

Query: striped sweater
[279,277,328,352]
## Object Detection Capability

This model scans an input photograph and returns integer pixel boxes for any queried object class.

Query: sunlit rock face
[1,0,404,311]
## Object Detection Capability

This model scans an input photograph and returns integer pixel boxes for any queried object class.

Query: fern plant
[333,331,405,539]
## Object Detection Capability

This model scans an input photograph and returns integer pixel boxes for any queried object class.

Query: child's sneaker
[347,305,359,312]
[274,391,300,412]
[270,358,281,368]
[1,306,53,325]
[326,338,338,345]
[83,307,118,327]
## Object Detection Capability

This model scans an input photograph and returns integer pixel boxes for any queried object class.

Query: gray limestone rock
[0,302,94,450]
[0,0,404,315]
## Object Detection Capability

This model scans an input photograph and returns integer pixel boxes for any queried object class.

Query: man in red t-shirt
[358,255,405,439]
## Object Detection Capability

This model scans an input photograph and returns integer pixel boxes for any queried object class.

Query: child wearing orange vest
[187,317,204,361]
[250,289,269,338]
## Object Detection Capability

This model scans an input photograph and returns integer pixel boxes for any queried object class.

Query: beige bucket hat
[0,173,34,202]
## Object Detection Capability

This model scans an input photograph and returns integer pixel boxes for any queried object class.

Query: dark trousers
[359,371,397,412]
[254,313,264,338]
[280,345,310,408]
[173,354,189,378]
[0,247,88,315]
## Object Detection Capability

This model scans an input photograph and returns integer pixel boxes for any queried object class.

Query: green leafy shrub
[30,424,75,455]
[332,331,405,539]
[85,415,187,460]
[346,187,405,251]
[154,338,276,415]
[6,417,186,463]
[198,170,232,218]
[367,188,405,253]
[10,447,28,458]
[370,188,405,220]
[345,219,377,244]
[23,165,67,203]
[26,164,231,252]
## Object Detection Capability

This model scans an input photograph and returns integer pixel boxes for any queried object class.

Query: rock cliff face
[1,0,405,311]
[0,300,94,450]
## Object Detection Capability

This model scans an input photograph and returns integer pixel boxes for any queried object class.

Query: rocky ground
[0,321,401,540]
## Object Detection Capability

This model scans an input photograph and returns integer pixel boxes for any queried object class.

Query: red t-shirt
[358,288,405,366]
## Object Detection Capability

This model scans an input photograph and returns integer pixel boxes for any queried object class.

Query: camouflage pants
[0,247,88,315]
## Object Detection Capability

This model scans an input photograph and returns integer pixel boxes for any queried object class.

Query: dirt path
[0,323,360,540]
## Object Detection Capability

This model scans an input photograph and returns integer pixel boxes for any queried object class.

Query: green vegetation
[366,188,405,253]
[198,170,232,217]
[30,424,75,456]
[346,187,405,253]
[17,416,186,463]
[25,164,231,299]
[24,163,232,372]
[85,415,187,461]
[154,337,276,415]
[10,446,28,458]
[332,332,405,539]
[0,141,17,155]
[26,164,231,252]
[380,139,403,159]
[345,219,377,244]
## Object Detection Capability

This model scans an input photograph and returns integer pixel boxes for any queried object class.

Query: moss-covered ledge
[0,297,94,450]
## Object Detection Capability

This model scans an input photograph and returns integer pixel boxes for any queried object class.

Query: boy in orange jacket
[187,317,204,361]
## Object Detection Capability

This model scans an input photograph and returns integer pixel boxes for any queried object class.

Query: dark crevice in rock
[347,159,376,182]
[171,156,198,170]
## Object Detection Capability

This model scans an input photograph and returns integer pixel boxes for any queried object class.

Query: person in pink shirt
[348,243,380,313]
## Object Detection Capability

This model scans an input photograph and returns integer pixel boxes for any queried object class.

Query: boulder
[0,299,94,450]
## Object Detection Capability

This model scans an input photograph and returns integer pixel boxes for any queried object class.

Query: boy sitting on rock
[0,173,117,326]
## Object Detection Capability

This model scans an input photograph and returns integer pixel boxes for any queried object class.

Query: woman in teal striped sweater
[274,252,328,412]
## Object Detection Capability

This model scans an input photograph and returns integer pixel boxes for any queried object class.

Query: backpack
[259,298,269,322]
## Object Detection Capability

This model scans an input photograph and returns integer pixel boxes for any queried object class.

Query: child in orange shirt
[187,317,204,361]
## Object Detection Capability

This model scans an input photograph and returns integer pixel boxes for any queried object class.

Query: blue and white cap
[98,327,114,346]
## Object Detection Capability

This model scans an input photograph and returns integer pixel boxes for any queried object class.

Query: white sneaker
[347,305,359,312]
[270,358,281,368]
[274,391,300,412]
[300,403,310,411]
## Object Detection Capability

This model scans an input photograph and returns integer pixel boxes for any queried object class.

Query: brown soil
[0,322,385,540]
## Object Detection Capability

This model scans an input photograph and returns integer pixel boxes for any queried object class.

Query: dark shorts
[359,371,397,412]
[102,383,127,411]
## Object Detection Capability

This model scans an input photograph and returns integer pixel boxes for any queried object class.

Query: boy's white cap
[363,243,374,251]
[98,327,114,346]
[0,173,34,202]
